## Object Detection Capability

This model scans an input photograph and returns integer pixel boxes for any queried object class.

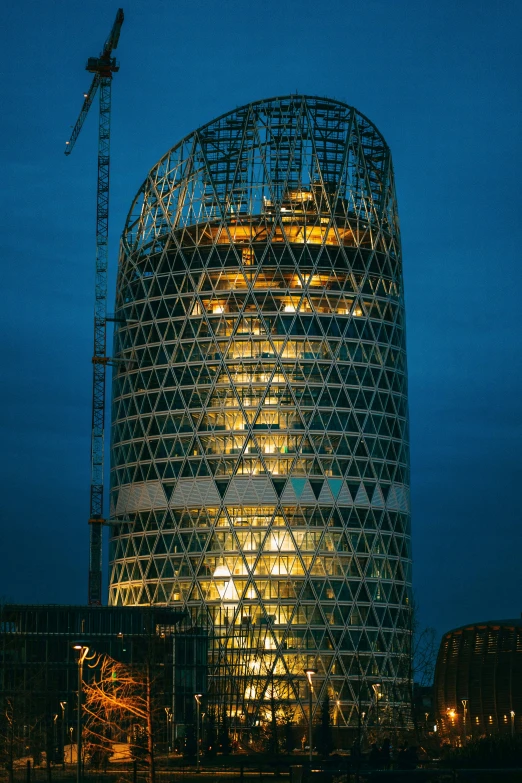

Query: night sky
[2,0,521,640]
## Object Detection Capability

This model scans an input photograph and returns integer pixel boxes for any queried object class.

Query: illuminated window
[242,247,254,265]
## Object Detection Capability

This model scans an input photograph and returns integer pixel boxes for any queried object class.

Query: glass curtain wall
[109,95,412,732]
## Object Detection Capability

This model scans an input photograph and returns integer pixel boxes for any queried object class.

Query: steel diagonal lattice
[109,95,412,737]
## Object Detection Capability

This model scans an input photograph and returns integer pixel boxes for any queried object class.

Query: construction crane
[65,8,124,606]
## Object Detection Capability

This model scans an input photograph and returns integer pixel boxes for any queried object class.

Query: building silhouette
[108,95,412,733]
[435,619,522,741]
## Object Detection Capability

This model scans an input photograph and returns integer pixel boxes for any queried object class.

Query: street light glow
[304,668,317,686]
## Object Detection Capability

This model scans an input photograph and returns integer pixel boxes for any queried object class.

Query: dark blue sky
[2,0,521,638]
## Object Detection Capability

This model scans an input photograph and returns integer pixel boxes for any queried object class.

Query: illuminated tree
[83,654,157,783]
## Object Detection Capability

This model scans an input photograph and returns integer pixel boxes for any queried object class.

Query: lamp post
[195,694,202,773]
[371,683,381,738]
[53,714,58,763]
[69,727,74,763]
[461,699,468,744]
[164,707,172,753]
[73,644,89,783]
[355,648,362,771]
[510,711,515,737]
[304,669,317,765]
[335,698,341,752]
[60,702,67,768]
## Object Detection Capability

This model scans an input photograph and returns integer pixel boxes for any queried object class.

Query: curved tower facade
[109,96,412,732]
[435,620,522,741]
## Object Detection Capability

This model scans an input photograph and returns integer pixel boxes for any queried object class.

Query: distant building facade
[0,604,207,760]
[434,619,522,741]
[109,95,412,733]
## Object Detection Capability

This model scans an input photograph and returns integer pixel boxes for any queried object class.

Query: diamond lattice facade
[108,95,412,731]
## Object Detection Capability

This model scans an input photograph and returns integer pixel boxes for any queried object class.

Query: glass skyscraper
[109,95,412,732]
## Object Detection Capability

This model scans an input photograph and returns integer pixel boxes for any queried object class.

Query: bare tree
[413,625,437,687]
[0,698,17,783]
[407,598,438,740]
[83,654,157,783]
[0,620,60,783]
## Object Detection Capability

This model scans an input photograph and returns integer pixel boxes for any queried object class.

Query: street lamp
[53,714,58,763]
[164,707,172,753]
[69,727,74,763]
[510,710,515,737]
[73,644,89,783]
[195,694,202,773]
[60,702,67,769]
[371,683,381,737]
[461,699,468,744]
[304,669,317,764]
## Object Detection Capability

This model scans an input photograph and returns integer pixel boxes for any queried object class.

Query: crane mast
[65,9,124,605]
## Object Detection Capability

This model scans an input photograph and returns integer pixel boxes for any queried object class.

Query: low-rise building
[0,603,207,762]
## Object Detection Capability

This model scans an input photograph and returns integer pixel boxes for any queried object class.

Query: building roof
[444,619,522,636]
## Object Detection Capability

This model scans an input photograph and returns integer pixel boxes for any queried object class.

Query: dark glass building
[0,604,207,761]
[435,619,522,741]
[109,95,412,732]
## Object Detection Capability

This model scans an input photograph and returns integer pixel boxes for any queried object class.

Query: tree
[407,598,437,740]
[279,706,295,754]
[0,636,62,783]
[0,698,18,783]
[184,722,197,759]
[445,734,522,770]
[205,708,217,758]
[83,654,158,783]
[268,681,279,755]
[316,695,333,758]
[218,707,230,755]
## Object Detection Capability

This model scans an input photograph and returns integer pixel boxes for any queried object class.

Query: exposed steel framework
[109,95,412,733]
[65,9,124,605]
[435,620,522,742]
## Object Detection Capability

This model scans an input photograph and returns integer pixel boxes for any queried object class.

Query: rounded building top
[122,94,399,258]
[443,619,522,637]
[155,94,390,166]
